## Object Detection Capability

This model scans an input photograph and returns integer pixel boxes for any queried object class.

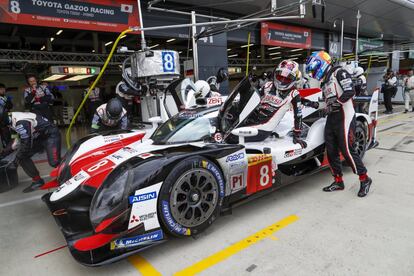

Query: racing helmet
[305,51,332,81]
[216,68,229,83]
[103,98,123,126]
[194,80,211,98]
[354,66,364,77]
[273,59,301,91]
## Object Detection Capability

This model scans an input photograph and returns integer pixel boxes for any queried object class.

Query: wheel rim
[170,168,219,228]
[354,127,366,157]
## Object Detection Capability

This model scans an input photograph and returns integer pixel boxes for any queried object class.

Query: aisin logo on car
[129,191,157,204]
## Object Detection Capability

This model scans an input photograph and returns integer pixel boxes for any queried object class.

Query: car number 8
[87,159,109,172]
[259,165,270,187]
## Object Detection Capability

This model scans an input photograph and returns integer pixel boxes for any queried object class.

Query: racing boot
[358,177,372,197]
[323,175,344,192]
[22,177,44,193]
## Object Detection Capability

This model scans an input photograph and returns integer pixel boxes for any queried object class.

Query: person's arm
[39,86,53,104]
[14,121,32,158]
[301,98,319,109]
[120,115,128,130]
[336,69,355,104]
[119,82,141,96]
[6,96,13,110]
[291,91,307,148]
[388,76,397,86]
[407,77,414,90]
[24,88,36,105]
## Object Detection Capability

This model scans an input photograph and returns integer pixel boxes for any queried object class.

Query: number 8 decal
[162,52,175,73]
[259,165,270,187]
[10,1,21,13]
[87,159,109,173]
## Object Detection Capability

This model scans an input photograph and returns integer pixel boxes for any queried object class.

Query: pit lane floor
[1,108,414,276]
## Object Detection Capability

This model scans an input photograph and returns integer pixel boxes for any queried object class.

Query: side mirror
[231,127,258,144]
[148,116,162,129]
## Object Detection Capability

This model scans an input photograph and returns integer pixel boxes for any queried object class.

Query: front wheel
[158,157,225,237]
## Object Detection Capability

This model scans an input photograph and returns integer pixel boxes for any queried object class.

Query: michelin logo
[129,191,157,204]
[112,230,163,250]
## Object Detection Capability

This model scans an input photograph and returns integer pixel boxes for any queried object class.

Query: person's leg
[44,127,61,168]
[384,90,391,112]
[405,91,410,112]
[410,91,414,112]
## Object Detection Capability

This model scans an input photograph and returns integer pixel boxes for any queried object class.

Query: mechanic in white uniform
[90,98,128,133]
[242,60,311,147]
[353,66,368,113]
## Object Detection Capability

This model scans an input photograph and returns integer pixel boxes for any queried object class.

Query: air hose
[65,28,134,148]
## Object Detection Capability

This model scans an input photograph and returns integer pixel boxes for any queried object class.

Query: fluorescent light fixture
[120,35,127,39]
[50,37,55,42]
[289,53,303,57]
[269,52,281,56]
[105,41,113,46]
[268,46,281,50]
[290,57,299,60]
[257,55,261,58]
[56,30,63,35]
[148,44,159,49]
[92,49,95,53]
[43,74,66,81]
[166,38,176,43]
[289,48,303,52]
[271,56,281,60]
[228,54,238,58]
[227,48,232,51]
[40,45,45,50]
[241,43,254,48]
[178,51,183,54]
[64,75,94,81]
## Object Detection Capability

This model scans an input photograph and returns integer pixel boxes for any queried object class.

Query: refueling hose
[65,28,133,148]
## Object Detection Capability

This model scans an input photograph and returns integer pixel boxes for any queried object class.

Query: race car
[42,77,379,266]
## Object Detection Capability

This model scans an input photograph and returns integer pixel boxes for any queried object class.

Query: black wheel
[354,121,367,159]
[158,157,225,237]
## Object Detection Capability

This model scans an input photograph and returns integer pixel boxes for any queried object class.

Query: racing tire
[158,156,225,237]
[354,121,367,159]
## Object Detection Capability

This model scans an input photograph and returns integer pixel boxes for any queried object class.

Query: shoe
[323,181,345,192]
[358,177,372,197]
[22,178,45,193]
[404,110,409,113]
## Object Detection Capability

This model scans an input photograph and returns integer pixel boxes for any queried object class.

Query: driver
[90,98,128,133]
[206,67,228,94]
[242,60,309,147]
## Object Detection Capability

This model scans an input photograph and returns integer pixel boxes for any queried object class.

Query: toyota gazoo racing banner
[261,22,312,49]
[0,0,140,33]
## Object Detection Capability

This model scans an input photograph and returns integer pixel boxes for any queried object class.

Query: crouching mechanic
[305,51,372,197]
[90,98,128,133]
[242,60,310,147]
[0,109,61,192]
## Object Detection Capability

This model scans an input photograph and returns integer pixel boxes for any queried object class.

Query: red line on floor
[34,245,68,258]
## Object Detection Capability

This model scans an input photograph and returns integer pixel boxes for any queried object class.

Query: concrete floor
[1,107,414,276]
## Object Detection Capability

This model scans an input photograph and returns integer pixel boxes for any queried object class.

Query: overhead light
[290,57,299,60]
[148,44,159,49]
[241,43,254,48]
[50,37,55,42]
[344,53,354,57]
[271,56,281,60]
[257,55,261,58]
[228,54,238,58]
[166,38,176,43]
[289,48,303,52]
[43,74,66,81]
[64,75,94,81]
[120,35,127,39]
[178,51,183,54]
[268,46,281,50]
[289,53,303,57]
[227,48,232,51]
[56,30,63,35]
[92,49,95,53]
[105,41,113,46]
[269,52,281,56]
[40,45,45,50]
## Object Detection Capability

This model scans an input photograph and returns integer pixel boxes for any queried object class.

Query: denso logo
[129,191,157,204]
[226,153,245,162]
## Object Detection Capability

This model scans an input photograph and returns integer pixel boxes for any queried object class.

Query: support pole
[137,0,147,50]
[340,18,344,59]
[191,11,199,81]
[246,32,251,76]
[355,10,361,62]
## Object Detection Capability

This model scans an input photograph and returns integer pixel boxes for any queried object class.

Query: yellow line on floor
[128,255,162,276]
[174,215,299,276]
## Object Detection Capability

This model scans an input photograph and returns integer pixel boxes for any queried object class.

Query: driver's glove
[293,130,307,149]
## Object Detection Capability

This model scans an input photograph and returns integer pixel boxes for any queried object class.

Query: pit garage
[0,0,414,275]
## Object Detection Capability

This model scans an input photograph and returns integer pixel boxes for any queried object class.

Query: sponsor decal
[284,149,302,158]
[162,200,191,236]
[262,94,283,106]
[213,132,223,142]
[248,154,272,166]
[207,97,223,106]
[138,153,155,159]
[226,152,245,162]
[178,111,201,119]
[129,191,157,204]
[201,161,225,197]
[246,154,273,195]
[230,173,244,191]
[103,135,121,143]
[122,147,138,154]
[111,230,164,250]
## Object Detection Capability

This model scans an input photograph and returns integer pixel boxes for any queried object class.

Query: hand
[310,101,319,109]
[293,131,307,149]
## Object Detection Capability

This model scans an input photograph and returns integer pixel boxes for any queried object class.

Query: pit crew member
[90,98,128,133]
[305,51,372,197]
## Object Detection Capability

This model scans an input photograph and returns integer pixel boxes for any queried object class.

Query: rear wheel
[354,121,367,159]
[158,157,224,237]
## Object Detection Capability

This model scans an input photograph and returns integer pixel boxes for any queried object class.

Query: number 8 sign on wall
[246,154,273,195]
[161,51,175,73]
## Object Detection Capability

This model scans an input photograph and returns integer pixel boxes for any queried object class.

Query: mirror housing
[231,127,258,144]
[148,116,163,129]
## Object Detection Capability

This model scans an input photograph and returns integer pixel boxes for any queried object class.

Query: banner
[357,38,384,54]
[261,22,311,49]
[0,0,140,33]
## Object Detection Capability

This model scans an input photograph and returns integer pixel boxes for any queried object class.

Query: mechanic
[206,67,228,94]
[23,75,54,121]
[242,59,313,147]
[116,68,143,123]
[353,66,368,113]
[0,83,13,147]
[305,51,372,197]
[90,97,128,133]
[84,79,103,124]
[381,69,397,114]
[0,108,61,193]
[404,69,414,113]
